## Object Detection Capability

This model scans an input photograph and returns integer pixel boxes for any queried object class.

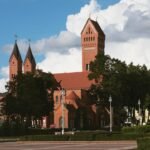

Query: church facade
[53,18,105,129]
[9,18,106,129]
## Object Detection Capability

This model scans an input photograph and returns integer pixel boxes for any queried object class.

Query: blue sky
[0,0,150,92]
[0,0,119,67]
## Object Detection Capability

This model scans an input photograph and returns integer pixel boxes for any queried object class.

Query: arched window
[59,117,62,128]
[86,64,90,71]
[88,27,90,33]
[56,95,59,104]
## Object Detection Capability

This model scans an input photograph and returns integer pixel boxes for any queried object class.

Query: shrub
[122,125,150,134]
[21,135,69,141]
[137,137,150,150]
[0,120,26,136]
[20,132,146,141]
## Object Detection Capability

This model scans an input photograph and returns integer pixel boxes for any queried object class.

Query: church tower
[81,18,105,72]
[24,45,36,74]
[9,42,22,80]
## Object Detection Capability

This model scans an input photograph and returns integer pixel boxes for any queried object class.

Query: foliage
[137,137,150,150]
[144,94,150,110]
[88,52,150,126]
[20,132,149,141]
[21,134,69,141]
[2,70,59,128]
[0,119,26,136]
[122,125,150,134]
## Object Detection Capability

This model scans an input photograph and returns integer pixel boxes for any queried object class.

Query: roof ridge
[54,72,89,75]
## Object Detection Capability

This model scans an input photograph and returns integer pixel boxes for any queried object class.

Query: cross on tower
[14,34,18,43]
[28,38,31,45]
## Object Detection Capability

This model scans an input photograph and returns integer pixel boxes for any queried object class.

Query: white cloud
[66,0,150,67]
[66,0,101,36]
[32,31,80,53]
[3,39,28,54]
[106,38,150,66]
[0,66,9,78]
[37,48,82,73]
[0,78,8,93]
[0,66,9,93]
[1,0,150,93]
[3,31,80,54]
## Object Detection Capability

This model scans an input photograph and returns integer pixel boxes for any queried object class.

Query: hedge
[122,125,150,134]
[21,135,69,141]
[137,137,150,150]
[20,132,148,141]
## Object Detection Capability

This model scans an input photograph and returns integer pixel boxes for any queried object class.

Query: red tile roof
[54,72,94,90]
[66,91,79,100]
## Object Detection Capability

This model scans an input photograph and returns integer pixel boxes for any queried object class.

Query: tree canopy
[88,52,150,125]
[3,70,59,126]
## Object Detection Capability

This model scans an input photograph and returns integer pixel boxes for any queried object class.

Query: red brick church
[9,18,106,129]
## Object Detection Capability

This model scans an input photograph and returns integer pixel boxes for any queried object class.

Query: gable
[9,55,18,65]
[81,19,98,35]
[81,18,105,37]
[24,58,32,69]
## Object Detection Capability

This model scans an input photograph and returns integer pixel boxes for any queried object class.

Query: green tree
[3,70,59,127]
[144,94,150,122]
[89,52,127,106]
[88,52,150,126]
[88,52,128,126]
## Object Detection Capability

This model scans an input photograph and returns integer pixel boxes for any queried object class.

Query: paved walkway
[0,141,137,150]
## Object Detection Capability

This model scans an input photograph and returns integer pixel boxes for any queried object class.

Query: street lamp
[96,95,100,128]
[61,88,65,135]
[109,96,112,133]
[138,99,141,115]
[138,99,142,125]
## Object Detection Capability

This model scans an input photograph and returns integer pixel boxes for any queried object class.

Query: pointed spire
[9,41,22,62]
[24,45,36,67]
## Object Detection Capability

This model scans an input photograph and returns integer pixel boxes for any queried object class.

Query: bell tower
[9,41,22,80]
[24,45,36,74]
[81,18,105,72]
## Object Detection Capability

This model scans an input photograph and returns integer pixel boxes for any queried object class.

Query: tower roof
[81,18,105,36]
[9,42,22,62]
[24,45,36,66]
[90,19,105,36]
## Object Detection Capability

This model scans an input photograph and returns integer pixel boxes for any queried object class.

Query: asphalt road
[0,141,137,150]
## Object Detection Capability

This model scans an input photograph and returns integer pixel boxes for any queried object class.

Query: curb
[0,138,19,142]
